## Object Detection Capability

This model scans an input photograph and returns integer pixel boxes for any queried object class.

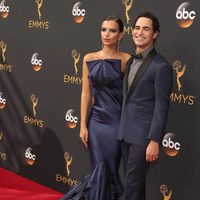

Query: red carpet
[0,167,64,200]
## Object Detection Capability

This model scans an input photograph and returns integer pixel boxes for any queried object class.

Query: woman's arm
[80,55,91,147]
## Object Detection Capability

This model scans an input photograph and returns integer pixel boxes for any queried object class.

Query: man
[118,12,173,200]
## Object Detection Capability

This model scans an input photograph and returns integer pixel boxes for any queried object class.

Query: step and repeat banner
[0,0,199,199]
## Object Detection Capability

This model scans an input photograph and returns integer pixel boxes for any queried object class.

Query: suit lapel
[123,55,135,99]
[126,48,157,100]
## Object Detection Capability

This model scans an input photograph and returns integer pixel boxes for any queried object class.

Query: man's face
[132,17,158,51]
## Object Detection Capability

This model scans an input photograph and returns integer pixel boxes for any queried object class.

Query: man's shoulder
[154,52,171,66]
[153,53,173,75]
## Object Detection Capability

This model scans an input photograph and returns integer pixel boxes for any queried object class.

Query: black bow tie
[133,53,143,59]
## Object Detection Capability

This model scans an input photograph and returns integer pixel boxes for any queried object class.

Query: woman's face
[101,20,122,47]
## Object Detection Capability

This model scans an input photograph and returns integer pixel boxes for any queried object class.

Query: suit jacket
[118,48,173,145]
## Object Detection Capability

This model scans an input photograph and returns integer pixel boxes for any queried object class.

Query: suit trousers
[121,141,149,200]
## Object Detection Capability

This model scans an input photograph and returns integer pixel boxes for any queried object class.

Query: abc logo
[0,5,9,18]
[72,2,86,23]
[0,95,6,109]
[65,109,78,128]
[162,133,181,156]
[0,5,9,12]
[25,147,36,165]
[176,8,195,19]
[72,6,85,16]
[31,53,42,71]
[176,2,196,28]
[31,57,42,65]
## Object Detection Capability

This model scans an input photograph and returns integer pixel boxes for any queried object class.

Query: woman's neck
[101,46,119,59]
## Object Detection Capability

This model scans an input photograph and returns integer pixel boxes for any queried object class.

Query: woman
[62,16,131,200]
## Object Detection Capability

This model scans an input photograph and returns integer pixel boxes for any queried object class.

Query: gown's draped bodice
[87,59,123,123]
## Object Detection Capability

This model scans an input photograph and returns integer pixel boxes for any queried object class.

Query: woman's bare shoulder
[120,52,132,63]
[83,51,101,62]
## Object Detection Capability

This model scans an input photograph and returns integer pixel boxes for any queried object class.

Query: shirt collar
[135,46,154,59]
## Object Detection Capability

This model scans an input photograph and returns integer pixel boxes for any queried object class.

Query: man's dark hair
[133,12,160,33]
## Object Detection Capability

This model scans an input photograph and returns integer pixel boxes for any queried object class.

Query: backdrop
[0,0,199,199]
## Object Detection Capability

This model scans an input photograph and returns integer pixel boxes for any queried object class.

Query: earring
[117,40,120,51]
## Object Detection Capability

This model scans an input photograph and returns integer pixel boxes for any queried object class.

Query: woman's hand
[80,127,88,148]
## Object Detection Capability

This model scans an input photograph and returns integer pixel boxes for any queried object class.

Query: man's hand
[146,140,159,162]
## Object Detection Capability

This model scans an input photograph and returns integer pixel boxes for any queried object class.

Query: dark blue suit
[118,49,173,200]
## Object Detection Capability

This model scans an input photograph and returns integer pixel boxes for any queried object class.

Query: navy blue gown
[61,59,123,200]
